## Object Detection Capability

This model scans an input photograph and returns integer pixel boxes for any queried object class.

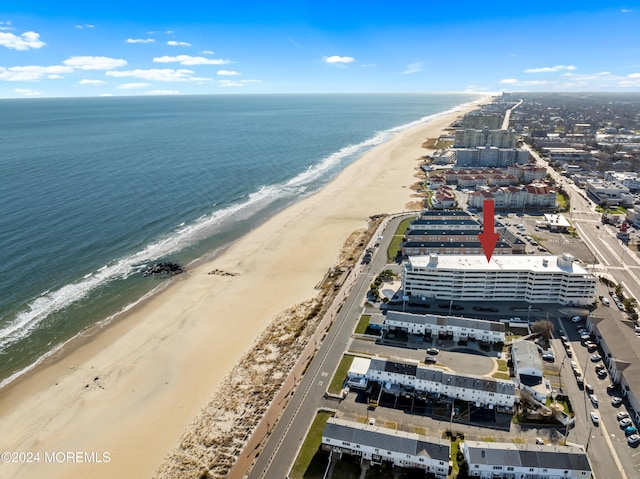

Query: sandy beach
[0,99,486,478]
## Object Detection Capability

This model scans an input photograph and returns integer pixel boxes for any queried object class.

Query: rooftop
[464,440,591,472]
[385,311,505,333]
[323,418,450,461]
[402,240,513,250]
[407,253,590,275]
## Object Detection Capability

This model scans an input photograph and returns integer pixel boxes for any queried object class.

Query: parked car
[625,426,638,436]
[424,356,437,364]
[590,394,598,406]
[566,348,573,358]
[585,384,594,394]
[617,411,630,421]
[368,418,376,426]
[590,411,599,425]
[560,335,568,343]
[597,369,608,379]
[571,316,582,323]
[570,361,578,369]
[542,352,555,362]
[612,397,623,406]
[591,354,602,362]
[587,343,598,352]
[627,434,640,446]
[608,384,619,394]
[535,437,544,445]
[620,418,633,428]
[426,348,439,355]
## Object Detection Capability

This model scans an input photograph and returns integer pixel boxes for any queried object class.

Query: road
[246,215,409,479]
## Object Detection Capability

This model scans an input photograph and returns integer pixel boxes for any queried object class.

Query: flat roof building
[403,253,596,306]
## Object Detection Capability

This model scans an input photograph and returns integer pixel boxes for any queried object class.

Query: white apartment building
[402,253,596,306]
[585,178,634,207]
[467,184,556,210]
[604,171,640,191]
[454,128,518,148]
[366,357,517,409]
[322,418,450,477]
[463,440,592,479]
[455,146,529,168]
[383,311,505,344]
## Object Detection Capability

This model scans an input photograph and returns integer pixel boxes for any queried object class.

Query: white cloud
[79,79,107,85]
[627,73,640,78]
[117,82,153,89]
[324,55,355,64]
[100,93,113,96]
[74,24,95,29]
[499,78,550,86]
[0,31,45,50]
[219,79,261,87]
[0,20,13,31]
[402,62,424,74]
[621,8,633,13]
[47,74,64,79]
[14,88,41,96]
[0,65,73,81]
[63,56,127,70]
[153,55,232,65]
[145,90,180,95]
[106,68,198,82]
[126,38,155,43]
[167,40,191,47]
[201,50,214,55]
[217,70,241,76]
[524,65,576,73]
[361,64,377,68]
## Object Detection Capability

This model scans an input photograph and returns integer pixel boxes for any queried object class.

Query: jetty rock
[142,261,185,277]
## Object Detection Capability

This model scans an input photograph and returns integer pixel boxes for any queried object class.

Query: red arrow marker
[478,200,500,262]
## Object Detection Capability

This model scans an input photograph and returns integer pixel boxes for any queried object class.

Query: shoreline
[0,97,488,479]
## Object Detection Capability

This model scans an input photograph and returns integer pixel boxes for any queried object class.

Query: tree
[615,283,624,299]
[531,320,554,340]
[623,297,638,313]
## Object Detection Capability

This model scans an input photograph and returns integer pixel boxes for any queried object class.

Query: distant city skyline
[2,1,640,98]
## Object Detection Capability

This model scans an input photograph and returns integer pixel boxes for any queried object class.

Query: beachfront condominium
[402,253,596,306]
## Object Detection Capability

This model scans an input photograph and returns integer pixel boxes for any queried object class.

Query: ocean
[0,93,480,387]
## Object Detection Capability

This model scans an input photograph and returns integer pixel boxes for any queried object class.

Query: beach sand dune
[0,100,486,479]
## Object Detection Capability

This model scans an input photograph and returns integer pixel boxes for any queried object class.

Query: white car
[368,418,376,426]
[570,361,578,369]
[590,411,599,425]
[571,316,582,323]
[612,397,623,406]
[590,394,598,406]
[617,411,630,421]
[620,418,633,428]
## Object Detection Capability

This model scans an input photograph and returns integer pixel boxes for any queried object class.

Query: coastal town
[234,94,640,479]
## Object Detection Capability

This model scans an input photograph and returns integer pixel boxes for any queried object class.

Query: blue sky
[1,1,640,97]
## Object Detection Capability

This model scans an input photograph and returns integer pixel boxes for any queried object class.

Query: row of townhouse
[467,183,557,210]
[402,253,597,306]
[587,316,640,424]
[442,165,547,184]
[366,357,517,409]
[322,418,450,478]
[463,440,592,479]
[321,421,592,479]
[401,211,523,256]
[383,311,506,344]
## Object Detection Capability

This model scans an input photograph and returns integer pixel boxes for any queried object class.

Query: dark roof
[419,210,474,218]
[323,418,450,462]
[406,229,482,236]
[465,441,591,471]
[411,219,480,226]
[402,240,512,249]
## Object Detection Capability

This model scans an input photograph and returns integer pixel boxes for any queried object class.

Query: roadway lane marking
[575,223,610,266]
